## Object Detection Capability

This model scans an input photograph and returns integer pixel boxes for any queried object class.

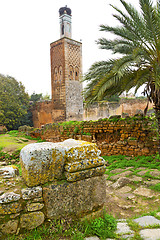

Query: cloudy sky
[0,0,156,96]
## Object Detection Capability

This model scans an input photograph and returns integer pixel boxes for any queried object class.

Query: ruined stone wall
[120,98,153,116]
[28,116,158,156]
[31,98,153,129]
[84,99,154,121]
[0,140,106,237]
[30,101,65,128]
[84,102,122,121]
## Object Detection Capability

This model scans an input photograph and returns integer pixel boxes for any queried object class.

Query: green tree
[30,92,51,102]
[30,92,42,102]
[83,0,160,152]
[0,74,30,130]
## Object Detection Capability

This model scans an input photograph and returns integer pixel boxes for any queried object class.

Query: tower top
[59,6,72,16]
[59,6,72,38]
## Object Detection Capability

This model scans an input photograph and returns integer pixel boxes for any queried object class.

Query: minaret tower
[50,6,83,122]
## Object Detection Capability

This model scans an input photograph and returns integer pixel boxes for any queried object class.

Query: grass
[0,134,27,149]
[150,183,160,192]
[0,131,45,152]
[103,154,160,191]
[103,154,160,171]
[6,212,117,240]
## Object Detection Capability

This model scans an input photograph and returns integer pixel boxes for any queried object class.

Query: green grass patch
[6,212,117,240]
[0,131,45,153]
[82,213,117,239]
[103,155,160,171]
[150,183,160,192]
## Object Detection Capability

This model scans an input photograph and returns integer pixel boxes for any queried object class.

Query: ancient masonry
[31,6,83,127]
[0,140,106,236]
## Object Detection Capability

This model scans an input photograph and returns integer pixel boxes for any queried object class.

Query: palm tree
[83,0,160,152]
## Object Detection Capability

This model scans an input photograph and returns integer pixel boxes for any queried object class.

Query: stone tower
[50,6,83,122]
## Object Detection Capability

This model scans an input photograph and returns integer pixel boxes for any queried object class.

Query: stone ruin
[0,139,106,237]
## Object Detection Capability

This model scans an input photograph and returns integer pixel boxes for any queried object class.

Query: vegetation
[103,154,160,171]
[0,74,32,130]
[83,0,160,153]
[0,130,44,153]
[30,92,51,103]
[6,212,117,240]
[108,94,120,103]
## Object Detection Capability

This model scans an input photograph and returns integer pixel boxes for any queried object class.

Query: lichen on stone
[20,139,104,186]
[65,166,106,182]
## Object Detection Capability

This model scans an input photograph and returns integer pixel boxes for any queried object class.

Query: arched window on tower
[59,66,63,83]
[75,67,79,81]
[54,67,58,83]
[62,23,64,35]
[69,65,73,80]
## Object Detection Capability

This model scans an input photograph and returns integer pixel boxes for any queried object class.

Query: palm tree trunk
[154,105,160,154]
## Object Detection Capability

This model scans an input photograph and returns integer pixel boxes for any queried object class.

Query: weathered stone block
[43,175,106,219]
[63,139,101,163]
[0,192,20,203]
[20,142,66,187]
[65,157,105,173]
[20,211,44,229]
[0,202,22,215]
[65,166,106,182]
[21,186,42,200]
[26,202,44,212]
[20,139,102,187]
[0,220,18,235]
[0,165,19,179]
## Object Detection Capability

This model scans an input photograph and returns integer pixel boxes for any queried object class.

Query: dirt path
[105,167,160,218]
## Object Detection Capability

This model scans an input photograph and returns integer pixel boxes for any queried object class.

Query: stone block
[0,202,22,215]
[0,165,19,179]
[134,216,160,227]
[65,166,106,182]
[0,192,20,203]
[140,229,160,240]
[63,139,101,163]
[21,186,42,200]
[20,211,44,229]
[65,157,105,172]
[20,139,102,187]
[43,175,106,219]
[26,202,44,212]
[20,142,65,187]
[0,220,18,235]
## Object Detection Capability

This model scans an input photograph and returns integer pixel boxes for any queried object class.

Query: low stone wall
[26,115,158,156]
[0,140,106,237]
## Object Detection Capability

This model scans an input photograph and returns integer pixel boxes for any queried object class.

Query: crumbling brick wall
[26,115,158,156]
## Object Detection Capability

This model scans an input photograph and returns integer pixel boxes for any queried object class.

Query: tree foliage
[30,92,51,103]
[30,92,42,102]
[0,74,30,130]
[83,0,160,106]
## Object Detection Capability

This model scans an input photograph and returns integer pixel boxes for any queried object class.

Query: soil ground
[105,167,160,219]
